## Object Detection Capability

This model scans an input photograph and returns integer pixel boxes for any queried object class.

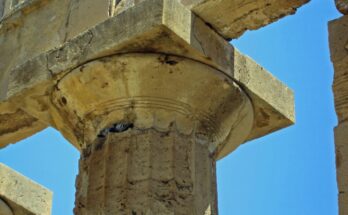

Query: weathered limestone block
[0,108,46,148]
[0,0,115,102]
[329,15,348,123]
[75,128,218,215]
[0,0,4,18]
[0,0,310,96]
[335,118,348,215]
[0,163,52,215]
[0,0,295,150]
[329,10,348,215]
[181,0,309,39]
[113,0,309,39]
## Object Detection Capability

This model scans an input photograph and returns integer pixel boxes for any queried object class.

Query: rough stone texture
[60,53,252,214]
[0,0,4,18]
[0,0,299,214]
[0,163,52,215]
[233,51,295,141]
[335,0,348,15]
[329,13,348,215]
[52,53,254,159]
[0,108,47,147]
[330,16,348,123]
[182,0,310,39]
[75,128,217,215]
[112,0,310,39]
[0,0,113,102]
[0,0,295,150]
[335,122,348,215]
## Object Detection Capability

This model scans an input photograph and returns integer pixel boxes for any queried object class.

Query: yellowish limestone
[0,0,300,214]
[75,128,218,215]
[329,9,348,215]
[0,163,52,215]
[0,0,295,150]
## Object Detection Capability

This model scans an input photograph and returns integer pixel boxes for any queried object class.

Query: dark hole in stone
[97,123,134,138]
[97,128,109,138]
[109,123,134,133]
[165,60,178,65]
[162,55,178,66]
[61,97,67,105]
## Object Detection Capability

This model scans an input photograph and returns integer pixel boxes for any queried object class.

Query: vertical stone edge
[329,14,348,215]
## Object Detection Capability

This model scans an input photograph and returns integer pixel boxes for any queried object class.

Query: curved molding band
[52,53,254,159]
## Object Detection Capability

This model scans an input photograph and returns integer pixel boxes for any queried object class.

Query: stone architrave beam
[103,0,310,39]
[175,0,310,39]
[0,163,52,215]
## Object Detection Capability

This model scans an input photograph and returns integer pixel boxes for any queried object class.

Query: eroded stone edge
[0,163,53,215]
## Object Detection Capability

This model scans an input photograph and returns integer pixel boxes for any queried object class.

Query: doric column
[75,129,218,215]
[51,53,253,214]
[0,0,302,214]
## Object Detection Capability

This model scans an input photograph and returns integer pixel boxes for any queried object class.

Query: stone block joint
[330,2,348,214]
[0,0,299,214]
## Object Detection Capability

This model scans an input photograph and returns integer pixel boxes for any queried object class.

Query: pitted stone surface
[329,13,348,215]
[335,122,348,215]
[0,0,300,214]
[51,53,254,159]
[75,128,217,215]
[0,0,295,149]
[112,0,309,39]
[335,0,348,15]
[0,163,52,215]
[330,16,348,123]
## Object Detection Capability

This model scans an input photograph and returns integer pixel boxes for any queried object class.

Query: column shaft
[74,128,218,215]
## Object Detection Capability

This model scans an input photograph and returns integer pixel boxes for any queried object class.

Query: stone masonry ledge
[94,0,310,39]
[329,15,348,123]
[0,0,294,151]
[0,163,52,215]
[183,0,309,39]
[0,0,310,91]
[0,0,310,40]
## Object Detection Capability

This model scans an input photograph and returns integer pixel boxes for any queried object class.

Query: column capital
[0,0,295,156]
[51,53,254,159]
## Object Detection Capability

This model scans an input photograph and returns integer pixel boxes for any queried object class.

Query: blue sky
[0,0,341,214]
